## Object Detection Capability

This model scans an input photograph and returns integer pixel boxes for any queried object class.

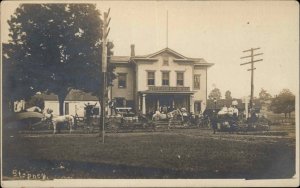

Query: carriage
[150,108,210,129]
[3,106,74,134]
[106,107,155,132]
[211,107,270,133]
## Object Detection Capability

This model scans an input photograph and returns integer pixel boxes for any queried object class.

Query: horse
[152,109,183,121]
[42,109,74,134]
[198,115,210,128]
[152,111,166,121]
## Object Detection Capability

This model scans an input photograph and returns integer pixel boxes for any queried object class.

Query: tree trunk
[2,98,14,120]
[99,97,104,137]
[58,93,68,116]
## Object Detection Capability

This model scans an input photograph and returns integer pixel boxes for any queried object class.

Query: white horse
[152,109,183,121]
[42,109,74,134]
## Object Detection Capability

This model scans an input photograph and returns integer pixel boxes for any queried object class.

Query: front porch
[138,89,195,115]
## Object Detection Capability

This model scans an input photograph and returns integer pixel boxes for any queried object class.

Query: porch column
[190,95,195,113]
[142,94,146,114]
[156,99,160,111]
[172,97,175,110]
[138,95,141,111]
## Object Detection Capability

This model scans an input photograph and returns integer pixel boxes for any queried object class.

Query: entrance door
[159,96,173,112]
[194,101,202,114]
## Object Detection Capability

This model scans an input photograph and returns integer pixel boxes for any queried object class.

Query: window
[118,73,127,88]
[194,74,200,89]
[194,101,202,114]
[126,100,134,108]
[177,72,184,86]
[162,72,169,86]
[65,102,69,115]
[115,97,125,107]
[163,57,169,66]
[147,71,155,86]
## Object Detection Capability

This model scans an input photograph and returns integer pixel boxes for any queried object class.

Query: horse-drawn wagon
[106,107,155,132]
[151,107,210,129]
[210,106,270,134]
[4,106,75,134]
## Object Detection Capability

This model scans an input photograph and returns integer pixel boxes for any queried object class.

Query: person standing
[211,112,218,134]
[84,102,97,131]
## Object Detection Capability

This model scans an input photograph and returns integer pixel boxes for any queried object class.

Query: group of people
[210,105,239,134]
[217,105,239,117]
[159,105,174,114]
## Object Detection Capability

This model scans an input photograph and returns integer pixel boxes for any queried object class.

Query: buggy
[106,107,155,132]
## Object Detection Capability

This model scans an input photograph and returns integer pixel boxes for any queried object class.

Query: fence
[270,118,295,125]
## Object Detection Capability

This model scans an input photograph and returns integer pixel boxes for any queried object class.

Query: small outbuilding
[40,89,100,117]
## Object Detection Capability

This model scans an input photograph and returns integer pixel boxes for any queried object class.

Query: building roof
[110,56,131,63]
[146,47,187,59]
[65,90,98,101]
[40,89,98,101]
[40,93,58,101]
[206,99,261,110]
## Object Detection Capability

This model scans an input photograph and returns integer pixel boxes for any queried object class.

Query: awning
[140,86,196,95]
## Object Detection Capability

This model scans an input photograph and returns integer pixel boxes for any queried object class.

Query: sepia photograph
[1,0,299,187]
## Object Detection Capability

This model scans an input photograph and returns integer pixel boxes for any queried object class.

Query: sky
[1,0,299,99]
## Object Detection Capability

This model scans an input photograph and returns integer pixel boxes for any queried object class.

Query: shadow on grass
[2,128,295,179]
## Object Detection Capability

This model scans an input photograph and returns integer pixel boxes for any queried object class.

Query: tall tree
[225,90,232,100]
[259,88,272,101]
[269,89,295,118]
[26,94,45,110]
[3,43,37,116]
[208,88,222,100]
[5,4,115,115]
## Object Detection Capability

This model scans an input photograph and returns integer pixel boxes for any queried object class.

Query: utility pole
[240,47,263,114]
[166,10,168,48]
[101,8,111,143]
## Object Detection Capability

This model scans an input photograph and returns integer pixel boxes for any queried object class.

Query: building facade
[39,47,213,116]
[110,46,213,115]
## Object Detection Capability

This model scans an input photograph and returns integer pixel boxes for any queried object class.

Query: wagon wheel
[115,121,121,133]
[111,125,119,133]
[107,121,119,133]
[149,121,156,131]
[130,123,135,132]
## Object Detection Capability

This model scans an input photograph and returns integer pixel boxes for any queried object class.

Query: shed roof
[40,93,58,101]
[65,90,98,101]
[40,89,98,101]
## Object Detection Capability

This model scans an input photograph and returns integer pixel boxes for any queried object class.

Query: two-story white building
[110,45,214,115]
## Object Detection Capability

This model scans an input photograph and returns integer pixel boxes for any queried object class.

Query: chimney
[130,44,135,57]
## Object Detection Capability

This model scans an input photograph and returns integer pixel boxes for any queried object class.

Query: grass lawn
[2,129,295,179]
